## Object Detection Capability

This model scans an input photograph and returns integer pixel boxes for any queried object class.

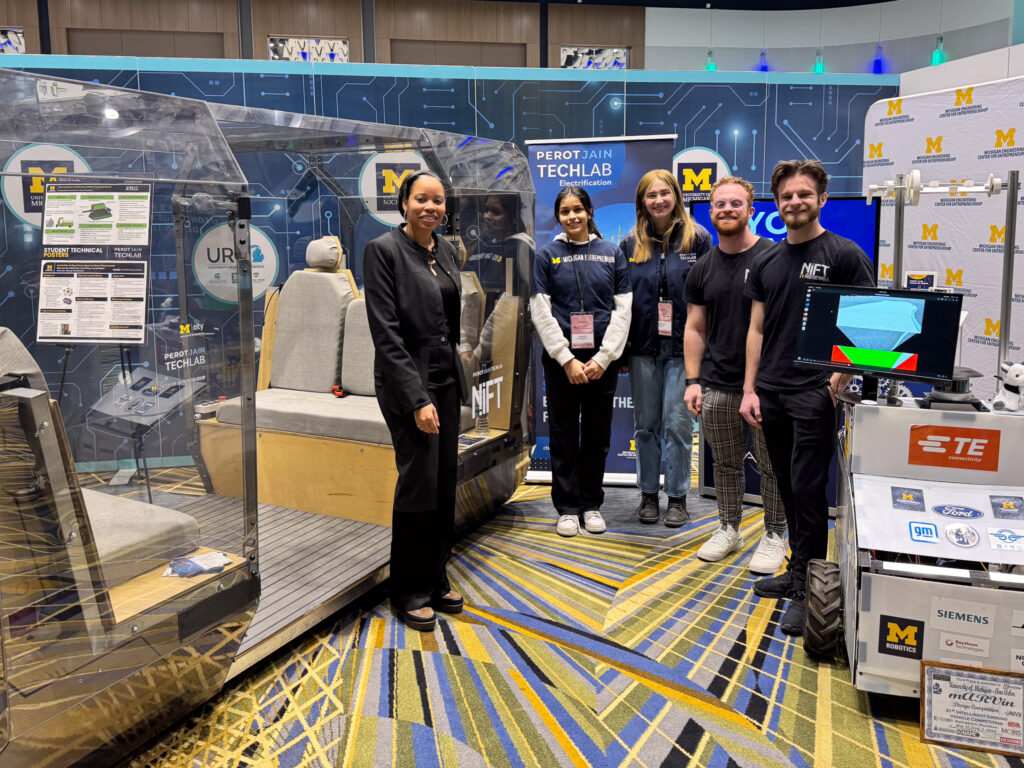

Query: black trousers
[758,386,836,590]
[380,381,459,611]
[542,353,619,517]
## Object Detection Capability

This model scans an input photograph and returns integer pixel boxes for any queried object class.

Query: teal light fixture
[705,48,716,71]
[932,34,945,66]
[813,47,825,74]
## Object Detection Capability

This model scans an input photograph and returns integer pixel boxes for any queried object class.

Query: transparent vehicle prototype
[0,69,535,767]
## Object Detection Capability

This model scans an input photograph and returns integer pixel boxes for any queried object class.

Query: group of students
[363,159,873,637]
[531,159,874,636]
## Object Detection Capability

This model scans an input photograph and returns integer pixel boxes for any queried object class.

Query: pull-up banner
[526,134,675,481]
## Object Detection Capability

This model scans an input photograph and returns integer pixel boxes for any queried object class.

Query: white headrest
[306,236,344,270]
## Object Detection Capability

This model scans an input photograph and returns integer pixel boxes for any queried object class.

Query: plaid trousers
[700,387,786,534]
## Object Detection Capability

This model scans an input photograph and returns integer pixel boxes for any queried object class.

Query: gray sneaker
[664,496,689,527]
[582,509,606,534]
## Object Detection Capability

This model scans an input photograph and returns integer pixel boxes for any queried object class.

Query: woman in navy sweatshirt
[530,185,632,537]
[621,169,711,527]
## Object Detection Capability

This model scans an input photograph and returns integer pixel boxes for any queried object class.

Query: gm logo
[878,615,923,659]
[954,87,974,106]
[985,318,1000,338]
[868,142,883,159]
[932,504,984,520]
[991,225,1006,244]
[945,268,963,287]
[887,99,903,116]
[925,136,943,154]
[909,521,939,543]
[678,164,715,192]
[996,128,1016,148]
[921,224,938,241]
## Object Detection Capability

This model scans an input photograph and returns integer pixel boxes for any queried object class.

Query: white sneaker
[749,532,787,575]
[556,515,580,537]
[582,509,606,534]
[697,525,744,562]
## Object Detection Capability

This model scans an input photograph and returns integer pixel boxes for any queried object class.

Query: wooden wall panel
[48,0,238,56]
[252,0,363,62]
[0,0,41,54]
[548,3,644,69]
[375,0,540,67]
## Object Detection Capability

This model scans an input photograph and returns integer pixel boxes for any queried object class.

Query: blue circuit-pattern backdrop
[0,56,897,468]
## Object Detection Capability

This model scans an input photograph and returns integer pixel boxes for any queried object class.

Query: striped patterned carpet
[131,486,1019,768]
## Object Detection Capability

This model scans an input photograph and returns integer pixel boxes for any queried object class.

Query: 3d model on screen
[832,294,924,372]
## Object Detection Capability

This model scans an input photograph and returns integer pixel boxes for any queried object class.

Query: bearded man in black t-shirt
[739,159,874,636]
[683,176,786,574]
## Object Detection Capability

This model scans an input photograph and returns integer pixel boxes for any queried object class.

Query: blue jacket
[622,222,711,357]
[530,234,632,371]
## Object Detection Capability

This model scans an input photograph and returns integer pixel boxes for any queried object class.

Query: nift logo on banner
[908,425,1000,472]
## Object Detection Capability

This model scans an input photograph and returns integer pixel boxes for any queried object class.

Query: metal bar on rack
[891,173,906,289]
[998,170,1019,367]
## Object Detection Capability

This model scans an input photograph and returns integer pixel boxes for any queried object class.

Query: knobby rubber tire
[803,559,842,658]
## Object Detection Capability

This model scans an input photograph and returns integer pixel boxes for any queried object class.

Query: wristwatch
[685,378,700,386]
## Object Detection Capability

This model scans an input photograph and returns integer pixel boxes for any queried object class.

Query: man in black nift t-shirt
[683,176,786,574]
[740,160,874,636]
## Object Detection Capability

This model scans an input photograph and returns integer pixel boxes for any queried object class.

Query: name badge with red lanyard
[570,249,595,349]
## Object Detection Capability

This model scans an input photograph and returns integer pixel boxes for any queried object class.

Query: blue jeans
[630,340,694,498]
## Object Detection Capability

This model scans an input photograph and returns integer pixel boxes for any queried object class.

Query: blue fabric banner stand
[525,134,676,484]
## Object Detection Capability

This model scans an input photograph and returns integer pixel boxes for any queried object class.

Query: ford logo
[932,505,984,520]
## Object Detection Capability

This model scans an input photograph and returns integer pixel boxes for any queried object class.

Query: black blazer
[364,227,468,413]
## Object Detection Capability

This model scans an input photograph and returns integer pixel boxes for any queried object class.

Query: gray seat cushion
[217,388,392,445]
[81,489,200,588]
[341,299,376,397]
[270,270,354,393]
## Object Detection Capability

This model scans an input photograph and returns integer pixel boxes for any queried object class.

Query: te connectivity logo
[908,425,1000,472]
[878,615,923,659]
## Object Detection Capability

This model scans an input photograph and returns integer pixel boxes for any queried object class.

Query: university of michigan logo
[954,87,973,106]
[678,163,716,193]
[990,225,1006,244]
[925,136,943,154]
[945,268,963,287]
[672,147,729,201]
[887,99,902,116]
[878,615,924,659]
[996,128,1016,148]
[358,150,427,225]
[985,318,1000,338]
[868,142,883,159]
[375,163,419,211]
[921,224,938,241]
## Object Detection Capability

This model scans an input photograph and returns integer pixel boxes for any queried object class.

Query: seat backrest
[0,327,48,391]
[341,299,376,396]
[270,269,355,393]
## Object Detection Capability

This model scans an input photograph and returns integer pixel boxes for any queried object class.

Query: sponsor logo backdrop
[863,82,1024,396]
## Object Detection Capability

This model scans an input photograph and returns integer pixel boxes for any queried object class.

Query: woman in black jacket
[363,169,467,632]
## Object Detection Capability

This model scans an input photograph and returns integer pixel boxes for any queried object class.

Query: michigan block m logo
[680,165,714,192]
[955,87,973,106]
[985,318,1000,338]
[879,263,894,280]
[921,224,938,241]
[868,143,883,159]
[945,269,963,287]
[925,136,943,154]
[996,128,1016,148]
[380,167,414,194]
[991,225,1006,244]
[887,99,902,116]
[887,621,918,646]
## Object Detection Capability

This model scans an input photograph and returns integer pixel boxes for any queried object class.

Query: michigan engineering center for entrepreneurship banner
[525,134,675,481]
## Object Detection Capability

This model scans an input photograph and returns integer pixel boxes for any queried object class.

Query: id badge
[570,311,595,349]
[658,301,673,336]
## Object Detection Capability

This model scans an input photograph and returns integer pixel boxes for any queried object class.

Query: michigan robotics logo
[891,486,925,511]
[878,615,923,659]
[992,496,1024,519]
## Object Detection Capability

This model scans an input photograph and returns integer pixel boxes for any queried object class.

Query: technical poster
[37,182,152,345]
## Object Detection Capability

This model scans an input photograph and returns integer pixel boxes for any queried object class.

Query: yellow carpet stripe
[621,700,671,768]
[341,643,377,768]
[477,663,543,767]
[508,667,590,768]
[473,540,622,587]
[444,652,495,766]
[460,606,758,734]
[814,664,833,767]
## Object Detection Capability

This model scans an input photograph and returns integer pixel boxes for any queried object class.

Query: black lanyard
[658,246,669,301]
[569,242,592,312]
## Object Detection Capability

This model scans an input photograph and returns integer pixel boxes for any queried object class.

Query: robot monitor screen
[796,285,963,384]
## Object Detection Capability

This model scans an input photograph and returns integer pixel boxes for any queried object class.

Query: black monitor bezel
[795,284,963,385]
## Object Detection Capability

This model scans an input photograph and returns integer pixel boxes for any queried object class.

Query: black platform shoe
[431,590,464,614]
[397,605,437,631]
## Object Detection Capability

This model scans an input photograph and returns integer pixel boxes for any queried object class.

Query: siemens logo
[935,610,990,625]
